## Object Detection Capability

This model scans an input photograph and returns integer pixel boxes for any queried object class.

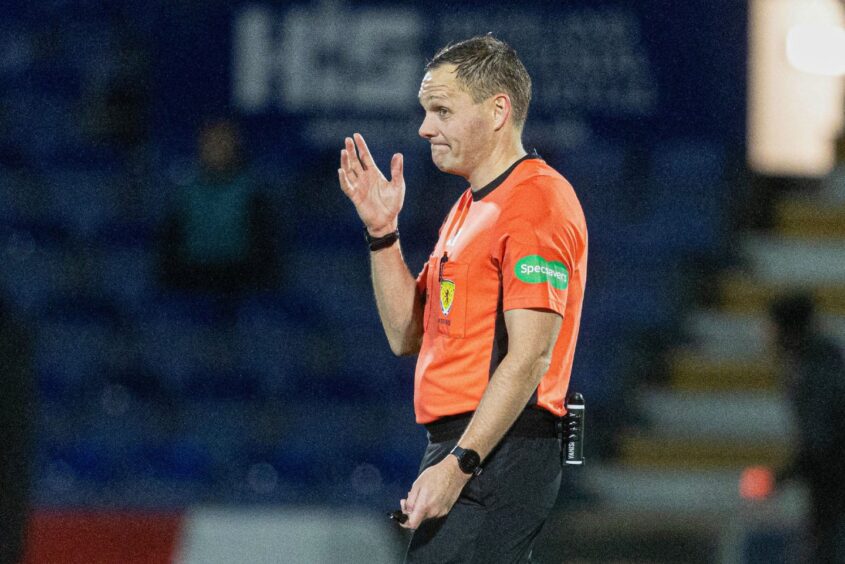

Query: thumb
[390,153,404,185]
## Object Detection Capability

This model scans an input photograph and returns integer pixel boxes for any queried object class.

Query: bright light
[748,0,845,176]
[787,24,845,76]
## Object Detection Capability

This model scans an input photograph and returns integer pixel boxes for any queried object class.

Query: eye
[437,107,450,118]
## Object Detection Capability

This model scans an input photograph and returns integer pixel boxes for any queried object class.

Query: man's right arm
[370,241,424,356]
[337,133,423,355]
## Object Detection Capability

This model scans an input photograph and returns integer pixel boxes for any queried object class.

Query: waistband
[425,407,563,443]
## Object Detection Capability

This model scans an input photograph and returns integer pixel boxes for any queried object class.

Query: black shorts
[404,433,563,564]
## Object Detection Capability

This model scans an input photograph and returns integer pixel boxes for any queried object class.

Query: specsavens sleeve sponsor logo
[514,255,569,290]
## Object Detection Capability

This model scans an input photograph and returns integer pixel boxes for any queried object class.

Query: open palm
[338,133,405,236]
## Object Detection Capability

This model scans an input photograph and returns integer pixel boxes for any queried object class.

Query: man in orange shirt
[339,35,587,562]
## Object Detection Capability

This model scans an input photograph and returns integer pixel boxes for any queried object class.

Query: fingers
[344,137,363,177]
[400,485,418,527]
[401,483,423,529]
[404,484,418,515]
[390,153,404,186]
[338,168,355,199]
[405,499,427,530]
[340,147,350,175]
[353,132,376,170]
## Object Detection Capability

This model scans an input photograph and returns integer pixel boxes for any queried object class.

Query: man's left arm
[400,308,562,530]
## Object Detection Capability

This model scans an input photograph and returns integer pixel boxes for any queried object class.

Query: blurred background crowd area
[1,0,844,562]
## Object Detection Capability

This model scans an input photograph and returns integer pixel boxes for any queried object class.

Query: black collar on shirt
[471,149,541,202]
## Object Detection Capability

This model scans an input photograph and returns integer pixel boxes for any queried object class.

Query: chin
[431,155,460,175]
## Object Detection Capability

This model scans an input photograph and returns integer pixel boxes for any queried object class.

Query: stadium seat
[35,319,117,400]
[93,246,155,316]
[182,369,261,401]
[272,437,349,488]
[176,401,253,453]
[46,439,117,485]
[0,240,65,317]
[42,169,120,238]
[283,247,376,327]
[135,438,215,485]
[137,297,221,392]
[103,368,166,402]
[94,220,154,249]
[234,294,314,396]
[0,167,29,222]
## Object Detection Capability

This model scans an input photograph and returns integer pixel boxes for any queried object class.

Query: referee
[338,35,587,563]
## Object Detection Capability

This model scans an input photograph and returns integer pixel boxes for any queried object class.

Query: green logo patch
[514,255,569,290]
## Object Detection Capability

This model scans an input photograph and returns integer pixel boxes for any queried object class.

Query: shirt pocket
[436,261,469,338]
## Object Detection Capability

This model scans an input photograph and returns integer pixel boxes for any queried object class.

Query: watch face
[458,449,481,474]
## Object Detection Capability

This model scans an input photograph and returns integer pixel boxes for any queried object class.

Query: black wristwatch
[364,227,399,251]
[450,446,483,476]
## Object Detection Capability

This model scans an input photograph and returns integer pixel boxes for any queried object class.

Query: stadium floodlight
[786,24,845,76]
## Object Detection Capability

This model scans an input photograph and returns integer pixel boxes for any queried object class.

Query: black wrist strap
[365,228,399,251]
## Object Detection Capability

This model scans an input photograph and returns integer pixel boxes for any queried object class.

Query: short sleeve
[493,183,582,317]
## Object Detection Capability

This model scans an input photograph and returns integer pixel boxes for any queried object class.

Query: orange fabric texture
[414,158,588,424]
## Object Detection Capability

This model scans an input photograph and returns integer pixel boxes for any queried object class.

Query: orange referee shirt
[414,153,587,424]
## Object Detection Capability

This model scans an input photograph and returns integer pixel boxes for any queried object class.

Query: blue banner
[150,0,747,155]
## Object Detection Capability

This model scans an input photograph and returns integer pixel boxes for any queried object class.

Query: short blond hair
[427,35,532,128]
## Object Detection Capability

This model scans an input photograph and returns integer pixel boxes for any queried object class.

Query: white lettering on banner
[233,1,421,114]
[233,6,275,112]
[437,6,657,117]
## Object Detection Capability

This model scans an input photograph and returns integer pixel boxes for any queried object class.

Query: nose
[418,113,436,140]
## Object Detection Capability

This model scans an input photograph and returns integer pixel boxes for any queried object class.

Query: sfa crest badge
[439,279,455,316]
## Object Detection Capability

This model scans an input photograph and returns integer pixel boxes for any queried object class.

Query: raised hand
[338,133,405,237]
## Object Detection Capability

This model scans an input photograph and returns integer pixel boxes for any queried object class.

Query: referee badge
[439,279,455,316]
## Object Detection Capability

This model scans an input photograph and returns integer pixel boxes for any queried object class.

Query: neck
[468,134,527,191]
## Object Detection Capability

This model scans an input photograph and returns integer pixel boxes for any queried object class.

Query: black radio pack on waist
[562,392,585,466]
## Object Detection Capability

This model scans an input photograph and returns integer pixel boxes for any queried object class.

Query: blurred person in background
[769,292,845,563]
[0,298,35,564]
[157,118,278,307]
[90,23,151,159]
[339,35,587,562]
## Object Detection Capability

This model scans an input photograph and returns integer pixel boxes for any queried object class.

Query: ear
[491,94,511,131]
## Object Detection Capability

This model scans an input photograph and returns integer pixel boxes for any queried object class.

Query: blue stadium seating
[135,438,215,485]
[182,369,261,401]
[35,320,115,399]
[46,439,117,485]
[94,246,155,315]
[0,243,63,317]
[137,298,220,391]
[42,169,120,238]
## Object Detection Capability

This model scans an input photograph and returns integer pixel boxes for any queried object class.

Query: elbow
[388,334,422,357]
[386,317,423,357]
[390,342,421,357]
[388,342,406,357]
[531,354,553,382]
